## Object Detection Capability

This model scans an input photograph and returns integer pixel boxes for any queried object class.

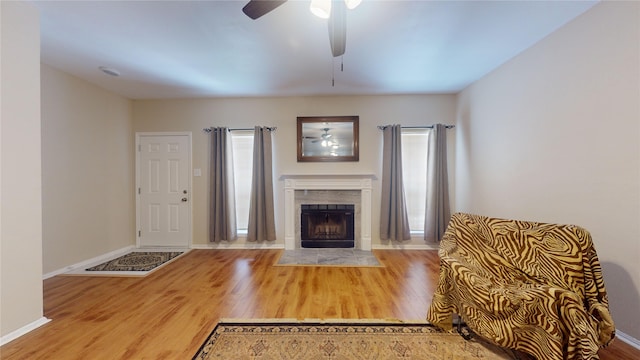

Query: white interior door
[137,133,191,247]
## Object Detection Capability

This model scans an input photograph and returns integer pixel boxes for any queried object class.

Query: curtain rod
[377,125,455,130]
[203,127,277,133]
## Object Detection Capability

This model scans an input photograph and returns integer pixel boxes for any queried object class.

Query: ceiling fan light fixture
[344,0,362,10]
[310,0,331,19]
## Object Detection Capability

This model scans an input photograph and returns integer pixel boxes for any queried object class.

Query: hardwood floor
[1,249,637,359]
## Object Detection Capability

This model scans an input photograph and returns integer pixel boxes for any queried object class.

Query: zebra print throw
[427,213,615,360]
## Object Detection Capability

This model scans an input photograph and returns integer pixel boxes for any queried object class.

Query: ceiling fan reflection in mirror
[312,128,334,146]
[303,128,337,147]
[302,127,330,140]
[242,0,362,57]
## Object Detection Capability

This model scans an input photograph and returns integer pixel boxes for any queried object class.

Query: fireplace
[301,204,355,248]
[281,174,375,250]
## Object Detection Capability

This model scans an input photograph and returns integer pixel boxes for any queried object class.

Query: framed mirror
[297,116,359,162]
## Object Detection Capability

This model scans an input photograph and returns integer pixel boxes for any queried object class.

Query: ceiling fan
[242,0,360,57]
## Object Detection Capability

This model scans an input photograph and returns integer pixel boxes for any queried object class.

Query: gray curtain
[247,126,276,242]
[209,127,237,242]
[424,123,451,242]
[380,124,411,241]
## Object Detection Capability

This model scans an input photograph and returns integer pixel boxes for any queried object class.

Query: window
[230,130,254,233]
[401,129,429,233]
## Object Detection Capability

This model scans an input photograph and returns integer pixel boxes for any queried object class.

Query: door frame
[135,132,193,248]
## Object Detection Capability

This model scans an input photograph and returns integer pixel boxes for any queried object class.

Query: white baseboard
[0,317,51,346]
[616,330,640,350]
[43,245,135,279]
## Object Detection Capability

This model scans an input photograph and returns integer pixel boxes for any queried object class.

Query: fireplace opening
[301,204,355,248]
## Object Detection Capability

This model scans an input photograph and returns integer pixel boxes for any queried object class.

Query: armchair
[427,213,615,360]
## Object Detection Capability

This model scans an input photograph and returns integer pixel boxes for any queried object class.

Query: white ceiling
[32,0,598,99]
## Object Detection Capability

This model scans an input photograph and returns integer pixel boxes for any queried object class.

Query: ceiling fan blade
[328,0,346,57]
[242,0,287,20]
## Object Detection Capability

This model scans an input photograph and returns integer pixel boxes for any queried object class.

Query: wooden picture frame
[297,116,359,162]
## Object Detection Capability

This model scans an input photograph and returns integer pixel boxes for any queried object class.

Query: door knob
[181,198,188,202]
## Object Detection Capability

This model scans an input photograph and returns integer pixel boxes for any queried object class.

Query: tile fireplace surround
[281,174,375,251]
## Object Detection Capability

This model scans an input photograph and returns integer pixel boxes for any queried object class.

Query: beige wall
[0,1,45,338]
[455,1,640,340]
[133,95,456,248]
[41,65,135,274]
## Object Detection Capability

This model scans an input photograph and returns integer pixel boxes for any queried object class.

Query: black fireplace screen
[301,204,355,248]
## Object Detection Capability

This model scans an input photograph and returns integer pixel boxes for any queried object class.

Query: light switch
[193,168,201,177]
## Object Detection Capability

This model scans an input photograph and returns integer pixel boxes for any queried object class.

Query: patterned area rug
[85,251,184,272]
[193,320,526,359]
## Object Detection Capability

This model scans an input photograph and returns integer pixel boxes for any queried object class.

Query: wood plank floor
[1,249,637,359]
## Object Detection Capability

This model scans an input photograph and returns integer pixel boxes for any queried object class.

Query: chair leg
[454,314,473,340]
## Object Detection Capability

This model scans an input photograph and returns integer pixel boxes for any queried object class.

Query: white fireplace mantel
[280,174,376,251]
